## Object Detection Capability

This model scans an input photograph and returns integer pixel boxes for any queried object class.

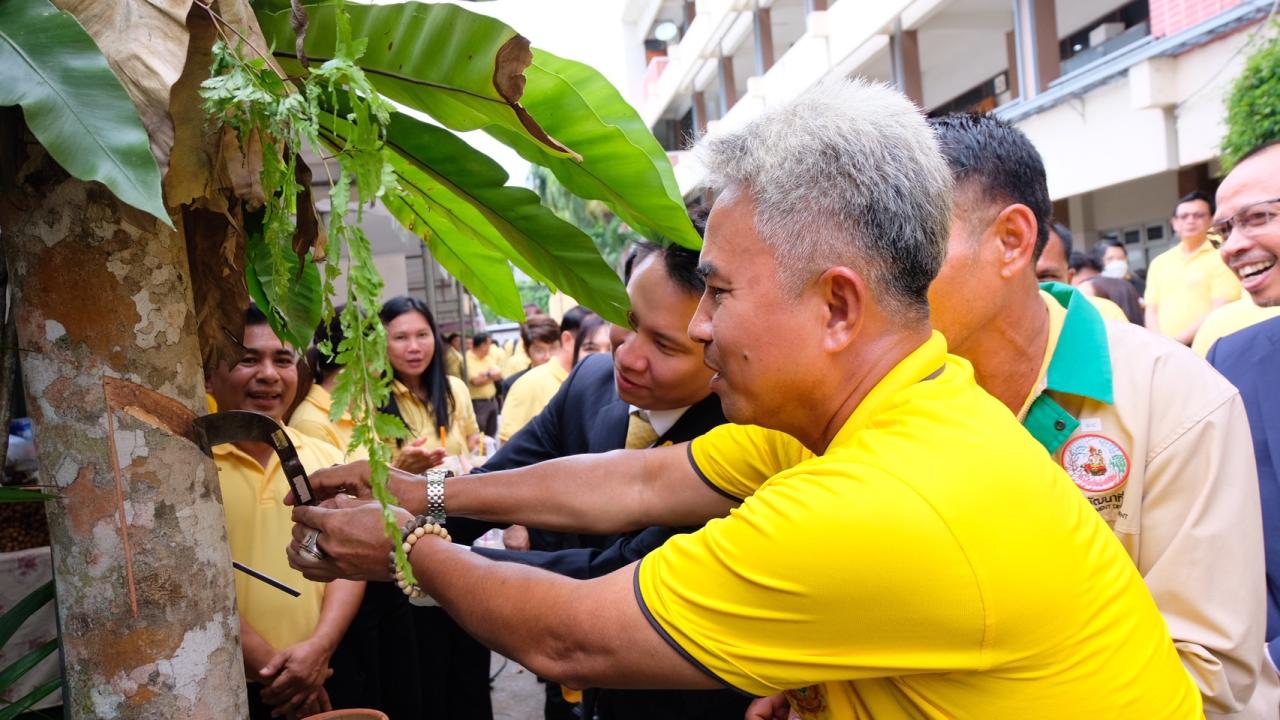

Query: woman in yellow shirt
[289,313,367,460]
[379,296,493,719]
[379,297,481,473]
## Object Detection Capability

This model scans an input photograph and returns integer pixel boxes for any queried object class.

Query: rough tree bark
[0,147,247,718]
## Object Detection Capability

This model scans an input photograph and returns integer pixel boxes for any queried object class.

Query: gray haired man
[286,81,1201,718]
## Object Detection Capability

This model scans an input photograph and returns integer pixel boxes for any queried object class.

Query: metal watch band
[422,468,452,522]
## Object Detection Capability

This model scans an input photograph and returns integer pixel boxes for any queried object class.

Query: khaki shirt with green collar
[1027,283,1267,717]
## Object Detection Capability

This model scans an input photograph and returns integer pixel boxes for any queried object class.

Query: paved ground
[491,652,544,720]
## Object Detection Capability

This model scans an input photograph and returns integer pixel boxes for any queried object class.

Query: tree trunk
[0,148,247,718]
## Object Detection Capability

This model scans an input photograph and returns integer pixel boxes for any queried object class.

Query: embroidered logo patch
[1061,433,1130,493]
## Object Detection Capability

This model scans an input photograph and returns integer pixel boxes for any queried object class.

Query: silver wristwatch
[422,468,453,522]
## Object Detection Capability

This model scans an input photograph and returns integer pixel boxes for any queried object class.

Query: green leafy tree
[1221,22,1280,171]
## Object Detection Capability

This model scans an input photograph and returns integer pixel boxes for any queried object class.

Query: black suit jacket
[1208,315,1280,667]
[467,353,748,719]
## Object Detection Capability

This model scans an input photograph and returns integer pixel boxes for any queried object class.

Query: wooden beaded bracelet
[389,515,451,600]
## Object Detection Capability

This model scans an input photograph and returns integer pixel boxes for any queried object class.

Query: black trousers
[328,582,425,718]
[473,397,500,438]
[414,604,493,720]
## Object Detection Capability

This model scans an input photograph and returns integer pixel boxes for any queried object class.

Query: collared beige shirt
[1030,290,1267,717]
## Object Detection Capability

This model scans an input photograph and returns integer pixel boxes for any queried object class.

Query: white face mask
[1102,260,1129,278]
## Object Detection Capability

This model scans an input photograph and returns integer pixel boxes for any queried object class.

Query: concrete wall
[1015,24,1253,200]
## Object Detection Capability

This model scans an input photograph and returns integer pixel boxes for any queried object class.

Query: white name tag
[1079,418,1103,432]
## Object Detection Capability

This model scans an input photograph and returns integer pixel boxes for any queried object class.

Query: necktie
[625,409,659,449]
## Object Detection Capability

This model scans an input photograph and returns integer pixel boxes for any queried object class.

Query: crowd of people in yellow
[205,79,1280,719]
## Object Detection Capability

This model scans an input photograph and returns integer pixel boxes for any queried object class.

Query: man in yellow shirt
[465,332,502,438]
[206,306,363,719]
[1192,294,1280,356]
[442,333,465,379]
[1145,190,1242,343]
[498,315,570,442]
[289,82,1200,719]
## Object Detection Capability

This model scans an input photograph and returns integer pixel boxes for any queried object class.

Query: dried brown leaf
[163,3,220,208]
[182,205,249,371]
[290,0,309,69]
[292,156,325,263]
[52,0,194,174]
[493,35,576,159]
[209,0,278,72]
[220,128,265,210]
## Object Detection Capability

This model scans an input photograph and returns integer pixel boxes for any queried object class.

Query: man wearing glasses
[1208,141,1280,716]
[1145,190,1242,344]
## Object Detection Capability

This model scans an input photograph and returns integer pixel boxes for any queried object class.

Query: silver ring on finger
[299,527,326,561]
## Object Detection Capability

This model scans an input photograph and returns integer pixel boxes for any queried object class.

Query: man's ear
[991,204,1040,279]
[561,330,574,347]
[817,267,865,353]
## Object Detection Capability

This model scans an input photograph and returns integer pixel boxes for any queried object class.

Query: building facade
[618,0,1276,270]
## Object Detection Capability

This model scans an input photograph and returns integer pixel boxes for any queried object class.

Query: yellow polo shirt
[465,350,500,400]
[643,332,1200,718]
[215,428,344,651]
[498,360,569,442]
[1192,296,1280,357]
[288,384,367,461]
[1145,239,1241,338]
[502,342,531,377]
[444,347,464,379]
[1087,294,1128,322]
[390,376,479,456]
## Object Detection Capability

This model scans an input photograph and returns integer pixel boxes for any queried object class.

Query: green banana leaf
[0,0,170,226]
[243,210,324,349]
[374,154,526,322]
[261,3,573,158]
[504,48,698,248]
[318,104,629,325]
[258,1,699,249]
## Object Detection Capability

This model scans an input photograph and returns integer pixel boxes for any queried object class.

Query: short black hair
[929,113,1052,260]
[443,332,460,343]
[245,303,269,327]
[471,331,490,346]
[524,315,561,346]
[1069,250,1103,274]
[572,313,607,366]
[623,241,704,296]
[560,305,590,335]
[309,306,348,381]
[1093,237,1125,266]
[1174,190,1215,216]
[1050,222,1073,258]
